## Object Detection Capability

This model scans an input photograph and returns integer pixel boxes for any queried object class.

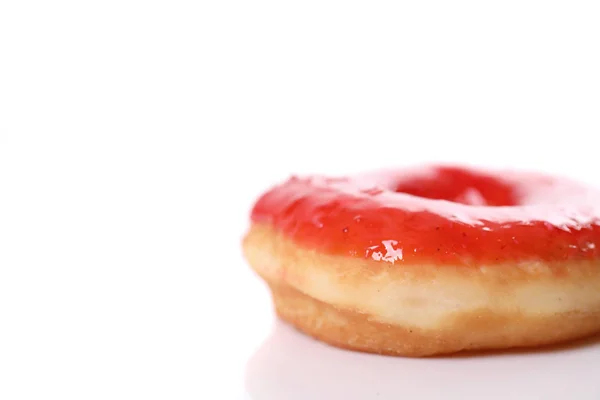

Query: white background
[1,1,600,399]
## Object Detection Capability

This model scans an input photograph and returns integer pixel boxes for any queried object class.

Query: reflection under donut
[245,319,600,400]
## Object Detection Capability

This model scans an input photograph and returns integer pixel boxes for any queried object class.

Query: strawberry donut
[242,165,600,357]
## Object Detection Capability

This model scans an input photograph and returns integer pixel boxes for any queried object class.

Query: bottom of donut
[267,280,600,357]
[243,224,600,357]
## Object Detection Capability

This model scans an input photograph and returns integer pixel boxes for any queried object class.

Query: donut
[242,165,600,357]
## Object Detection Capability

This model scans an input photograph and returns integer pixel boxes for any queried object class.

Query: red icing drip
[250,166,600,265]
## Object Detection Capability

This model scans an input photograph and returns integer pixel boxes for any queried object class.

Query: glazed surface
[250,166,600,265]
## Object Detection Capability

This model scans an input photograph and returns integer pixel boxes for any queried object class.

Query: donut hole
[393,167,519,206]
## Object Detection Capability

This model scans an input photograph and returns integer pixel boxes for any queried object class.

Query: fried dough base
[243,224,600,357]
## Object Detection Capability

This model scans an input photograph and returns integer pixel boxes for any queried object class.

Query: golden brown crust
[243,223,600,357]
[269,280,600,357]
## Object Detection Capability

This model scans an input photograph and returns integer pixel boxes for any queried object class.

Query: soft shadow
[245,320,600,400]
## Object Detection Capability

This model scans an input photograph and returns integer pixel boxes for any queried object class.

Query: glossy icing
[250,166,600,265]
